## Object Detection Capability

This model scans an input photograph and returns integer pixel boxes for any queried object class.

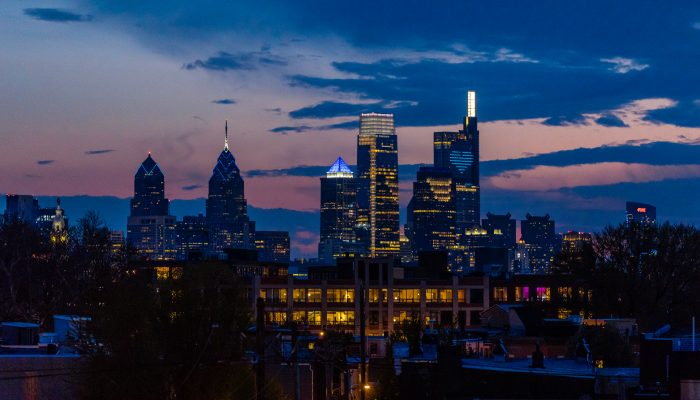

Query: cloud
[542,114,588,126]
[482,141,700,177]
[183,52,254,71]
[493,48,539,64]
[268,120,358,133]
[600,57,649,74]
[595,113,628,127]
[212,98,236,105]
[289,101,381,119]
[488,162,700,191]
[23,8,93,23]
[644,99,700,127]
[183,49,287,71]
[24,174,41,179]
[181,184,202,191]
[37,160,55,165]
[84,149,115,155]
[269,125,313,134]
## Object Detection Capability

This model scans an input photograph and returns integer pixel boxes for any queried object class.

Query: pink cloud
[487,162,700,191]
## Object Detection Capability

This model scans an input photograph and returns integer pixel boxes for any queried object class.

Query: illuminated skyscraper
[318,157,363,263]
[520,214,557,273]
[626,201,657,226]
[130,153,169,217]
[433,90,480,227]
[206,122,255,257]
[357,113,400,257]
[175,214,209,260]
[562,231,592,254]
[406,167,456,257]
[255,231,290,263]
[127,153,176,260]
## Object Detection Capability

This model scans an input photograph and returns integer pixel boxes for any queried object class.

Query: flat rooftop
[461,358,638,380]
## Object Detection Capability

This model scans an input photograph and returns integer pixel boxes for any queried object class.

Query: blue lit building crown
[326,156,354,178]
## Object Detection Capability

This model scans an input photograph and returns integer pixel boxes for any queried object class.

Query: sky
[3,1,700,258]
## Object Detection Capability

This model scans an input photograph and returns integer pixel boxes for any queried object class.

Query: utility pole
[292,323,301,400]
[256,297,266,400]
[360,280,366,400]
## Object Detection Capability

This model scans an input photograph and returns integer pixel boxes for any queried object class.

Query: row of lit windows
[493,286,592,303]
[260,287,482,304]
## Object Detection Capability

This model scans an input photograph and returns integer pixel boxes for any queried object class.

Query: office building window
[393,289,420,303]
[327,288,354,303]
[493,287,508,302]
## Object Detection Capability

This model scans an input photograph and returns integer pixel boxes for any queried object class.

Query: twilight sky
[3,1,700,257]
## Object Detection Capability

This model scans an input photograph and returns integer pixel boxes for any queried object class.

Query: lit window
[515,287,530,302]
[536,287,551,302]
[493,287,508,302]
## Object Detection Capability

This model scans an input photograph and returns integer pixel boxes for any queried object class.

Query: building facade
[254,257,490,335]
[406,167,456,257]
[356,113,400,257]
[206,122,255,257]
[433,90,480,229]
[4,194,39,223]
[318,157,363,263]
[127,153,176,260]
[175,214,209,260]
[481,212,516,249]
[255,230,291,263]
[626,201,657,227]
[520,214,558,274]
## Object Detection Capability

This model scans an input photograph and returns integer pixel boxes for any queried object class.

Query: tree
[552,222,700,330]
[567,325,635,367]
[83,262,257,400]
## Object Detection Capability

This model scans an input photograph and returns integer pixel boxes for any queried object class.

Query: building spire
[224,120,229,150]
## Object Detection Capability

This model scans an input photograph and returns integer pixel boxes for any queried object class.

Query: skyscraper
[482,212,517,249]
[4,194,39,223]
[357,113,400,257]
[206,121,255,258]
[127,153,176,260]
[255,231,291,263]
[406,167,456,257]
[130,153,169,217]
[318,157,363,263]
[175,214,209,260]
[433,90,480,228]
[520,213,557,273]
[626,201,657,226]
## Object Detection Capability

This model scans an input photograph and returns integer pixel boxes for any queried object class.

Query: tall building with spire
[432,91,481,270]
[127,153,176,260]
[434,90,480,228]
[318,156,364,263]
[206,121,255,257]
[50,198,68,245]
[356,113,400,258]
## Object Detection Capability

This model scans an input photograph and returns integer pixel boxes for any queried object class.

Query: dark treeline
[553,222,700,330]
[0,213,273,399]
[0,211,121,326]
[3,216,700,397]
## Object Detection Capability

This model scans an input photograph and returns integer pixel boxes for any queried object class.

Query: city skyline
[4,1,700,257]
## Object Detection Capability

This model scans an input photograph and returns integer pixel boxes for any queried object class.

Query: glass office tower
[357,113,400,257]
